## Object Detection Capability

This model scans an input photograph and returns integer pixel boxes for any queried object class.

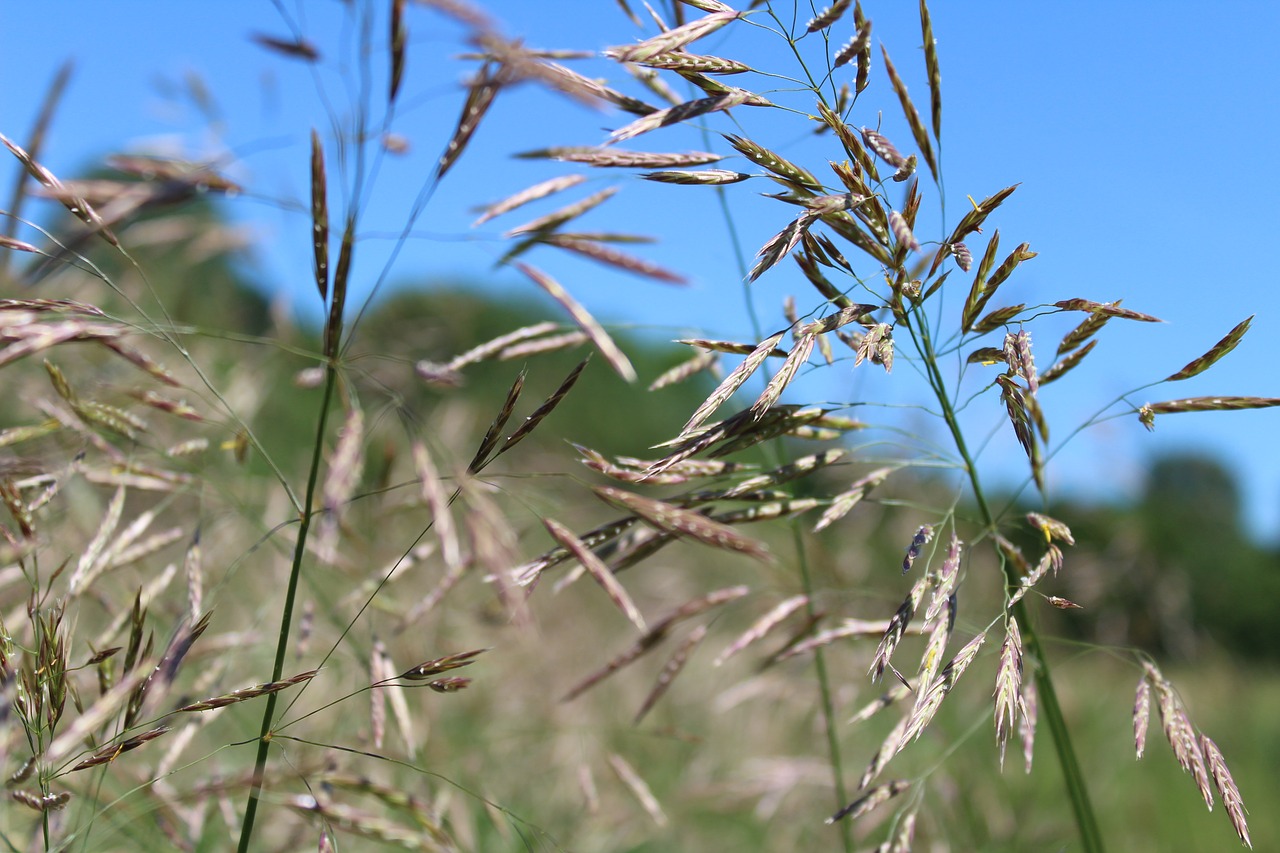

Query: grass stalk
[236,364,338,852]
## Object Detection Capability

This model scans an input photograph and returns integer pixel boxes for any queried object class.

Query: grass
[0,1,1273,850]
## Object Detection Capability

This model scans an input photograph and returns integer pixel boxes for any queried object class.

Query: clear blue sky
[4,2,1279,540]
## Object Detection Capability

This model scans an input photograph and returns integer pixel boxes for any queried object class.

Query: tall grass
[0,1,1270,850]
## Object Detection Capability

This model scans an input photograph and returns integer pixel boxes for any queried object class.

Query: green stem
[913,318,1105,853]
[790,526,854,853]
[236,365,338,852]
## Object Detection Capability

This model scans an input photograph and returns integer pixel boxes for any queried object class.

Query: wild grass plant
[0,1,1273,850]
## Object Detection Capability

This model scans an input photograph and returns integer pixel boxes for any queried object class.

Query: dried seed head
[1057,306,1115,355]
[1019,677,1038,773]
[1134,675,1151,759]
[642,168,750,185]
[1201,735,1252,848]
[606,10,740,64]
[1153,676,1214,809]
[427,677,471,693]
[677,336,787,357]
[414,360,465,388]
[852,1,872,91]
[921,0,942,139]
[922,533,962,626]
[0,235,40,253]
[996,374,1034,459]
[447,321,559,370]
[678,331,786,438]
[400,649,487,681]
[1054,298,1161,323]
[503,186,618,237]
[499,357,590,457]
[869,575,930,682]
[714,595,808,666]
[638,51,750,74]
[70,725,171,771]
[1026,512,1074,546]
[11,790,71,812]
[748,331,815,418]
[1033,344,1093,392]
[967,346,1007,366]
[1009,329,1038,393]
[814,466,893,532]
[803,192,862,216]
[915,596,953,694]
[1003,548,1054,607]
[544,517,647,632]
[724,134,821,190]
[634,624,707,723]
[807,0,853,33]
[880,45,937,179]
[888,209,921,253]
[317,407,364,563]
[819,103,878,182]
[389,0,407,104]
[516,262,636,382]
[903,678,948,746]
[251,33,320,61]
[381,132,410,154]
[891,154,918,182]
[176,670,318,712]
[2,133,118,247]
[826,780,910,824]
[902,524,935,574]
[545,236,687,284]
[854,322,894,373]
[562,586,747,701]
[650,350,718,391]
[500,50,657,113]
[860,128,906,168]
[607,91,757,146]
[801,304,877,336]
[473,174,586,226]
[521,147,723,168]
[1165,315,1253,382]
[974,304,1026,334]
[988,242,1037,290]
[1139,396,1280,431]
[608,753,668,827]
[594,486,772,562]
[848,684,911,726]
[751,212,820,282]
[834,13,873,70]
[994,617,1024,768]
[439,63,504,179]
[857,716,909,790]
[409,443,461,577]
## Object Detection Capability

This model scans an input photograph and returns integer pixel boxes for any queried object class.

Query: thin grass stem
[236,364,338,852]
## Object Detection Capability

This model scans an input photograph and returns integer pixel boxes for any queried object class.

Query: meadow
[0,1,1274,850]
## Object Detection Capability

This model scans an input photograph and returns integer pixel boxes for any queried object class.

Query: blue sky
[4,1,1280,540]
